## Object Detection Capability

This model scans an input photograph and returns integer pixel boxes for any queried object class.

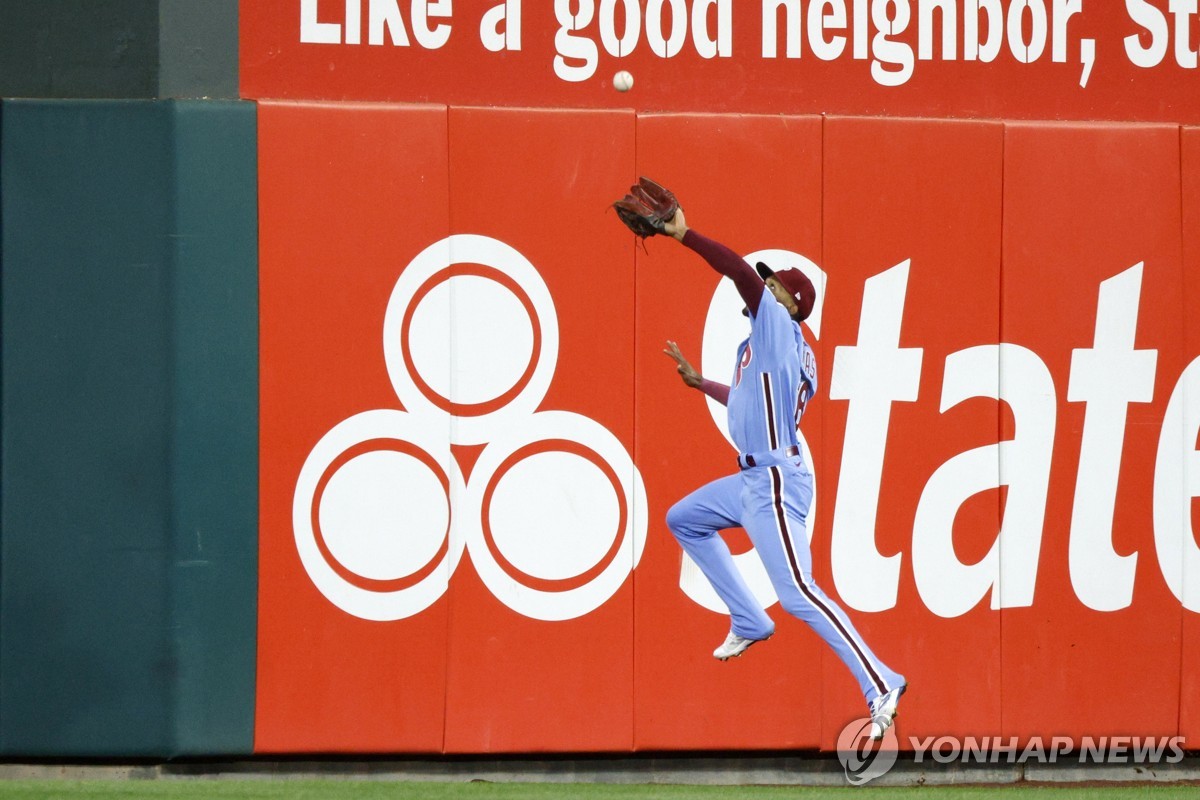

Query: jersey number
[795,383,811,427]
[734,343,753,388]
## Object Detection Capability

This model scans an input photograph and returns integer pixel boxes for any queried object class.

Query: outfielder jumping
[614,178,906,739]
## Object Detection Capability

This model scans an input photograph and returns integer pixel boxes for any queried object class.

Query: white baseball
[613,70,634,92]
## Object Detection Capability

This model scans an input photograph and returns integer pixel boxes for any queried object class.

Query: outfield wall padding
[3,99,1199,757]
[999,123,1185,741]
[255,104,1200,754]
[1182,126,1200,748]
[0,99,258,756]
[630,112,825,752]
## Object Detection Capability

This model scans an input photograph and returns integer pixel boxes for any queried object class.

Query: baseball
[613,70,634,92]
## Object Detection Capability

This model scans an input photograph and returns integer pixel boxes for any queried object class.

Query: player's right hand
[663,340,703,389]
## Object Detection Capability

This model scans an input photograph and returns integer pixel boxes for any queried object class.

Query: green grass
[0,783,1198,800]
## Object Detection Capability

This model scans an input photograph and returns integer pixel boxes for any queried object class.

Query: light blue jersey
[727,285,818,458]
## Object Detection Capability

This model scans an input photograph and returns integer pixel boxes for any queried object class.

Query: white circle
[293,410,466,621]
[318,450,449,582]
[613,70,634,92]
[488,451,620,581]
[383,235,559,445]
[408,274,534,406]
[462,411,647,621]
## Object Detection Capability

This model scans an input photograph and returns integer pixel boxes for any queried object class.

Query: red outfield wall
[256,104,1200,753]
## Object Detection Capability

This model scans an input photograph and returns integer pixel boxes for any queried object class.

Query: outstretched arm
[665,209,765,317]
[663,340,730,406]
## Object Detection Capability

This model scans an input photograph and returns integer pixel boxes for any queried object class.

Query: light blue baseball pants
[666,460,904,702]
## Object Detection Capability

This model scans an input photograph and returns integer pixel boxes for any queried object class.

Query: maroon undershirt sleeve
[699,378,730,406]
[681,229,764,316]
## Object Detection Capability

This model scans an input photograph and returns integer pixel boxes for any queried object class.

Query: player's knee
[777,591,822,624]
[665,501,697,539]
[779,596,816,622]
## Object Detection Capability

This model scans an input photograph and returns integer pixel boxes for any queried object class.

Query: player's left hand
[663,340,702,388]
[663,207,688,241]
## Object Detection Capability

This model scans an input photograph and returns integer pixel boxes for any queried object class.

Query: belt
[738,445,800,470]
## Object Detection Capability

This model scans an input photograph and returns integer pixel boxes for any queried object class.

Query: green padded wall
[0,99,257,756]
[1,100,174,755]
[168,101,258,755]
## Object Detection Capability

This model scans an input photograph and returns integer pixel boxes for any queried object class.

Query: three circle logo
[293,234,648,622]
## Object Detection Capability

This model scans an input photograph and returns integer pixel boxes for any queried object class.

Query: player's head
[756,262,815,322]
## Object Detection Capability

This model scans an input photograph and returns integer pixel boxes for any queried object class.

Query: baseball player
[660,207,906,739]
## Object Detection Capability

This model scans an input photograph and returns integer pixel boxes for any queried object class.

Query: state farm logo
[293,234,647,622]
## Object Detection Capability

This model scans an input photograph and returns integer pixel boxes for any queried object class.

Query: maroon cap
[756,262,815,322]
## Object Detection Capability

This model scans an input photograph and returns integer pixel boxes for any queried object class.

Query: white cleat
[867,684,907,740]
[713,630,772,661]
